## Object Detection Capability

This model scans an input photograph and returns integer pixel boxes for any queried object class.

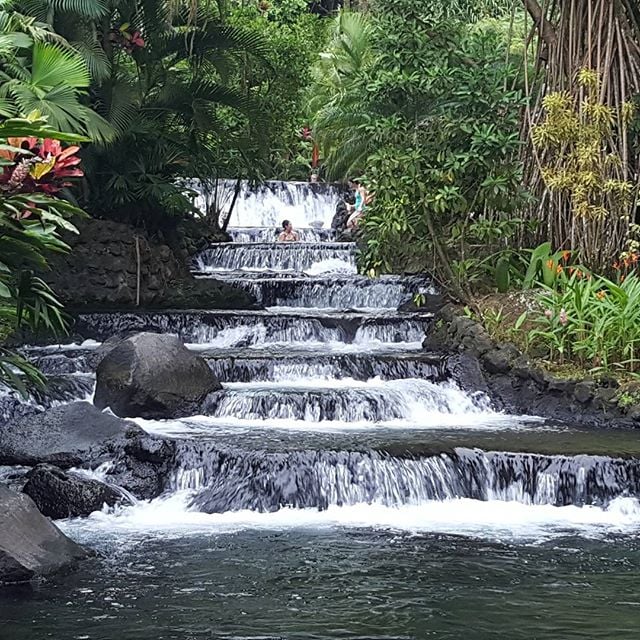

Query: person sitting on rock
[278,219,299,242]
[346,178,371,229]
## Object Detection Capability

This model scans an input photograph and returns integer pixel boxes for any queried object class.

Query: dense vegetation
[309,0,640,376]
[1,0,640,391]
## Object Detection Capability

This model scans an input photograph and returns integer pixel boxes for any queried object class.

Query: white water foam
[60,492,640,543]
[191,180,341,229]
[184,323,425,352]
[304,258,357,276]
[25,339,102,351]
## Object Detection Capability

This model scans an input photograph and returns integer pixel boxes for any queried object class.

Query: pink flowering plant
[528,268,640,372]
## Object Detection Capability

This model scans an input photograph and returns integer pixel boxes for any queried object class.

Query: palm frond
[52,0,107,18]
[31,41,90,88]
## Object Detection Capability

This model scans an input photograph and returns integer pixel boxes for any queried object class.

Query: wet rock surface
[109,435,176,500]
[23,465,124,519]
[0,402,141,468]
[429,305,634,428]
[94,332,222,419]
[44,218,256,310]
[0,486,91,584]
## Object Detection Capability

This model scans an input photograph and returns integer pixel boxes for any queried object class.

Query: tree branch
[523,0,557,47]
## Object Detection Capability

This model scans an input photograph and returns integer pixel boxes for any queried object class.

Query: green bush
[529,269,640,373]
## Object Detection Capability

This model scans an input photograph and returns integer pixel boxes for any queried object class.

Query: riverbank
[427,301,640,428]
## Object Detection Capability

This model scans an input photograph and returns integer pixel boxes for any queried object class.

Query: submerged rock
[23,465,124,519]
[0,401,141,468]
[94,332,221,419]
[0,485,90,584]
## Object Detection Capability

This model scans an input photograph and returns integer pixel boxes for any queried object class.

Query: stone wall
[45,218,254,310]
[426,304,640,428]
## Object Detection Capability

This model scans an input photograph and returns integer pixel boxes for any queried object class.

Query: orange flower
[546,259,554,270]
[562,250,571,262]
[556,264,563,274]
[596,291,606,300]
[632,253,639,264]
[621,275,625,282]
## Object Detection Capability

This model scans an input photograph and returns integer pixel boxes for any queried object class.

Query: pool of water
[3,526,640,640]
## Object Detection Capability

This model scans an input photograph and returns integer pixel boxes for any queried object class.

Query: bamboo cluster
[522,0,640,271]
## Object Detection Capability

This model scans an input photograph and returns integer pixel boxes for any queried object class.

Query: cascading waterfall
[193,242,357,274]
[170,444,640,514]
[191,179,342,229]
[217,275,433,309]
[228,227,336,243]
[9,180,640,545]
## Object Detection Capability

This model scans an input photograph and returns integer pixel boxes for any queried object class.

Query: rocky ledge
[427,304,640,428]
[44,218,257,311]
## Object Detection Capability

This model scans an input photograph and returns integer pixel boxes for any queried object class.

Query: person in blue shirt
[346,178,369,229]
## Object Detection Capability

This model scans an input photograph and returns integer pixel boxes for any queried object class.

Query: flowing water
[4,181,640,639]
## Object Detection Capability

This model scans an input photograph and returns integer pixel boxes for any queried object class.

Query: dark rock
[595,387,617,403]
[528,367,547,386]
[460,333,493,358]
[0,486,90,584]
[23,464,124,519]
[482,348,514,374]
[573,381,595,404]
[160,277,258,311]
[511,356,531,380]
[547,378,576,395]
[0,402,141,467]
[445,353,489,394]
[627,405,640,423]
[398,293,446,313]
[592,387,618,410]
[43,218,255,311]
[94,332,221,419]
[108,435,176,500]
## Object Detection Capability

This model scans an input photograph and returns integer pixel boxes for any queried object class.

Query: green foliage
[0,115,86,395]
[0,5,112,141]
[67,1,274,225]
[353,1,527,296]
[522,242,576,289]
[227,1,328,180]
[308,10,372,180]
[528,271,640,373]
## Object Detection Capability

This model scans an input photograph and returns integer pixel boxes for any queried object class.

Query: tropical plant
[351,0,527,299]
[0,1,112,140]
[521,0,640,272]
[11,0,276,226]
[528,271,640,373]
[526,71,638,271]
[0,114,86,395]
[226,1,329,181]
[308,9,373,180]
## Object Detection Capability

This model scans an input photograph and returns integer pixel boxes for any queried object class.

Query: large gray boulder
[94,332,221,419]
[23,465,125,519]
[0,401,142,468]
[0,485,90,584]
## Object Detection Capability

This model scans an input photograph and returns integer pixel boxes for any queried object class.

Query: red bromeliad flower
[109,24,145,54]
[0,137,83,195]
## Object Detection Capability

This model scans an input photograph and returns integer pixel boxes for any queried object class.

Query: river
[3,181,640,639]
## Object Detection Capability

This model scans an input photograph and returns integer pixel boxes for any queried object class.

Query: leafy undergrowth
[469,291,640,410]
